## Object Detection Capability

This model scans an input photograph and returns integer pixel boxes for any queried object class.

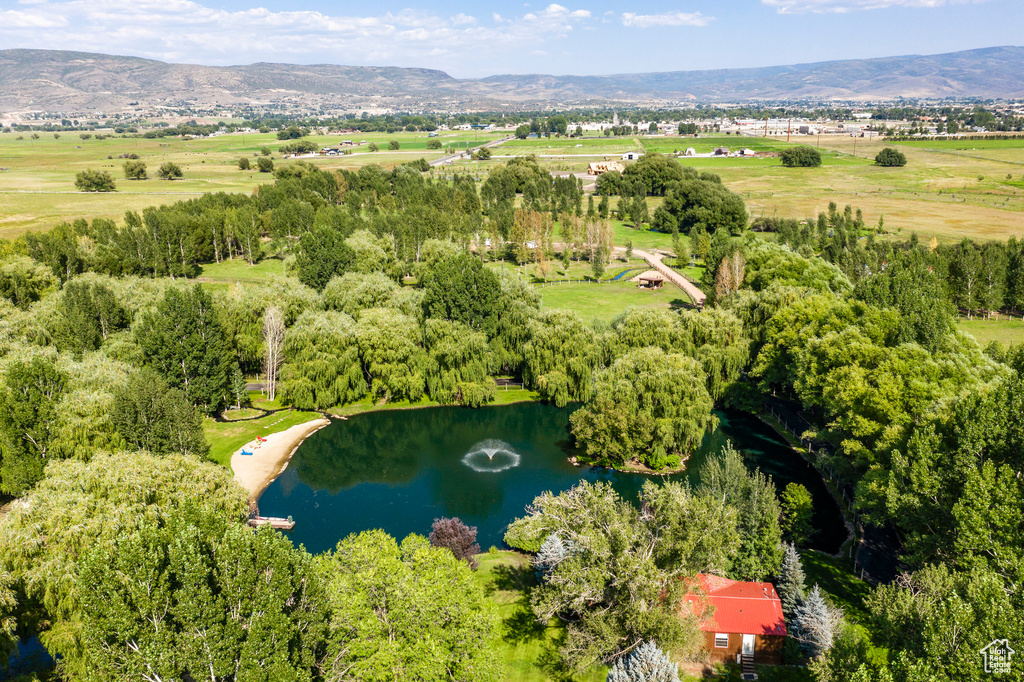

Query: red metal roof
[682,573,787,637]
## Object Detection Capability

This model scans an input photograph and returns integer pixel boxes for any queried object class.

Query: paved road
[429,136,513,167]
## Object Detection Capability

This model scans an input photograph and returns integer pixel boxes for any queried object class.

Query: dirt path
[230,418,331,502]
[632,248,707,307]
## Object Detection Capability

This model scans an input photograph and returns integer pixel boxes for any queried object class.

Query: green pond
[259,403,847,555]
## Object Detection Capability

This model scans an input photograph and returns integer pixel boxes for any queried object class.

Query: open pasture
[0,129,494,237]
[708,134,1024,242]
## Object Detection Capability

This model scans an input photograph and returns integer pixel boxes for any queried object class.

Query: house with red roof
[682,573,788,665]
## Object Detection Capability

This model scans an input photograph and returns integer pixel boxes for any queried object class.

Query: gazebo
[637,271,664,289]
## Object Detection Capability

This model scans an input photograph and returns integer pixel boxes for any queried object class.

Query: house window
[714,633,729,648]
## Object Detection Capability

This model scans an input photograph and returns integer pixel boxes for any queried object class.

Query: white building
[622,151,644,161]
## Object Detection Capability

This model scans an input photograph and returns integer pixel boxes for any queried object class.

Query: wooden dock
[248,516,295,530]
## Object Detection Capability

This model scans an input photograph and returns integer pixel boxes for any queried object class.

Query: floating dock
[248,516,295,530]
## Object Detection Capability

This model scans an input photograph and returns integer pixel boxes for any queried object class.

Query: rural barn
[682,574,787,666]
[621,151,645,161]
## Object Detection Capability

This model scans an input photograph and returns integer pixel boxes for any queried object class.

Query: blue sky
[1,0,1021,77]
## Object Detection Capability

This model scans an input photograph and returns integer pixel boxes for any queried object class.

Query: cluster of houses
[318,140,363,155]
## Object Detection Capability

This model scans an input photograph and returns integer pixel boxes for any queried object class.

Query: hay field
[0,129,502,237]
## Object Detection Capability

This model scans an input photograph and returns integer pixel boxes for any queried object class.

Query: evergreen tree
[777,542,807,617]
[606,641,680,682]
[792,584,842,657]
[534,533,573,577]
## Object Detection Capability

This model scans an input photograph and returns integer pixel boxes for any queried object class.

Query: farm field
[712,134,1024,242]
[4,127,1024,245]
[0,129,503,237]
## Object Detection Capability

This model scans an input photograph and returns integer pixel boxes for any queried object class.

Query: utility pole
[764,117,769,137]
[787,119,791,143]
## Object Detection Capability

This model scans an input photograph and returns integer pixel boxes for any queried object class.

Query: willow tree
[569,347,716,470]
[522,310,601,407]
[355,308,426,403]
[423,318,495,407]
[279,310,366,410]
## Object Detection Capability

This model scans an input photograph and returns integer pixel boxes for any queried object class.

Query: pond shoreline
[756,412,856,558]
[231,417,332,504]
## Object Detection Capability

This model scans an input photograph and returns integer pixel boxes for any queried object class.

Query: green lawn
[800,550,872,624]
[613,221,677,253]
[539,278,686,322]
[197,257,289,283]
[474,550,607,682]
[957,317,1024,347]
[202,402,323,467]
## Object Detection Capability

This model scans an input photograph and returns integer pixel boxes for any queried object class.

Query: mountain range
[1,46,1022,112]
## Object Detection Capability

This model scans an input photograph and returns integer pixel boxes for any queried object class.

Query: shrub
[780,145,822,167]
[256,156,274,173]
[237,157,250,170]
[74,169,116,192]
[428,517,480,569]
[388,140,400,150]
[426,138,443,149]
[368,142,379,152]
[874,147,907,167]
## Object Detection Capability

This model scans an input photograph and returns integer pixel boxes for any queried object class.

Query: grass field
[474,550,607,682]
[957,317,1024,347]
[197,257,290,283]
[0,129,503,237]
[538,278,686,321]
[6,127,1024,246]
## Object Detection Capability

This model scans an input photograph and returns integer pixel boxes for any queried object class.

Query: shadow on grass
[493,564,549,645]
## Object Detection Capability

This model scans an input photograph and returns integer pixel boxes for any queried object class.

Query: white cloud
[0,0,594,74]
[621,10,712,27]
[762,0,985,13]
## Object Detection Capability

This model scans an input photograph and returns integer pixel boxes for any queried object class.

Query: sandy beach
[230,417,331,502]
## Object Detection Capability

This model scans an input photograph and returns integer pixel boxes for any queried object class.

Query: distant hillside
[1,46,1022,112]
